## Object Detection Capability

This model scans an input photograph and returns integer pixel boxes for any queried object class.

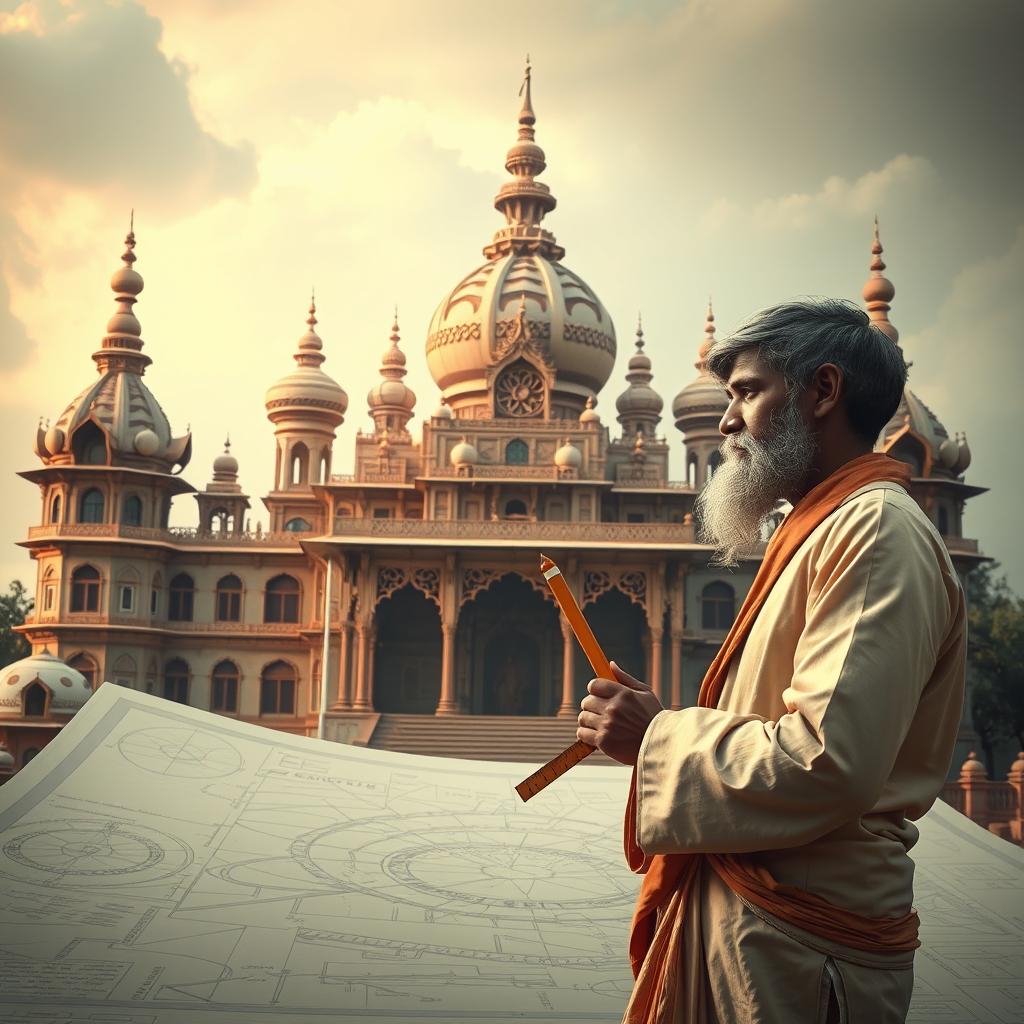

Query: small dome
[938,437,959,469]
[134,428,160,456]
[43,425,64,456]
[673,301,728,425]
[579,396,600,424]
[0,741,14,770]
[554,440,582,469]
[953,433,971,474]
[960,751,986,777]
[433,400,454,420]
[450,438,479,467]
[368,378,416,411]
[213,450,238,476]
[0,651,92,718]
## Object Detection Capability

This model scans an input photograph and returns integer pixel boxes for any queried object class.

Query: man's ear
[811,362,844,420]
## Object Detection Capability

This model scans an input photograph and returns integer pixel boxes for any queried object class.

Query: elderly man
[577,299,966,1024]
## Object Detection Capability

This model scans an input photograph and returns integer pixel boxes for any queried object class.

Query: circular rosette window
[495,364,545,418]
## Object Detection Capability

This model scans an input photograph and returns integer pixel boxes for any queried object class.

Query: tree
[965,562,1024,774]
[0,579,33,668]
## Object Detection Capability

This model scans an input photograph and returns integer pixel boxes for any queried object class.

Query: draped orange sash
[623,453,918,1019]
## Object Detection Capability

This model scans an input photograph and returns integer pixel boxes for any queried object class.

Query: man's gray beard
[693,398,817,568]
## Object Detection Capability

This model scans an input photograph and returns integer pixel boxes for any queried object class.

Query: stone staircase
[367,714,624,767]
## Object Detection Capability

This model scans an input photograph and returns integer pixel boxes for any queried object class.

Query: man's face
[693,349,818,566]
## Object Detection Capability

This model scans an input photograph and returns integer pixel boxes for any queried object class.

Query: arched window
[168,573,195,621]
[319,448,330,483]
[701,581,735,631]
[211,660,240,713]
[284,517,313,532]
[49,492,62,524]
[24,682,47,717]
[121,495,143,526]
[686,452,698,489]
[79,488,105,524]
[71,420,107,465]
[163,658,190,704]
[938,506,950,536]
[67,652,98,690]
[260,661,296,715]
[503,499,528,519]
[215,574,243,622]
[70,565,101,613]
[706,451,722,481]
[112,654,137,688]
[22,747,40,766]
[264,574,300,623]
[505,439,529,465]
[290,442,309,485]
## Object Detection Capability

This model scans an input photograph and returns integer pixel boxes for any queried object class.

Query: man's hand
[577,661,664,766]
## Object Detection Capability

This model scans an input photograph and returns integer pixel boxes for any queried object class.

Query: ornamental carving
[375,566,440,608]
[460,568,554,607]
[493,314,553,368]
[582,570,648,611]
[426,322,482,354]
[563,323,616,355]
[495,365,545,418]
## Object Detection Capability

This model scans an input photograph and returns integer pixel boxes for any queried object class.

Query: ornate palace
[1,66,986,773]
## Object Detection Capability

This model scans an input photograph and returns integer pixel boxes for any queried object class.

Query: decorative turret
[673,300,730,488]
[615,315,663,438]
[195,436,250,535]
[482,57,563,262]
[579,395,601,426]
[367,310,416,436]
[34,219,192,474]
[265,294,348,492]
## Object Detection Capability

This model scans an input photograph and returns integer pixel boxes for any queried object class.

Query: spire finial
[518,55,535,130]
[307,290,317,328]
[224,434,231,453]
[862,217,899,346]
[635,312,645,350]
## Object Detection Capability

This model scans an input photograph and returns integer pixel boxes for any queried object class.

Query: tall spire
[92,214,151,375]
[696,297,716,371]
[294,291,326,368]
[862,217,899,346]
[368,309,416,435]
[615,313,663,435]
[482,58,564,261]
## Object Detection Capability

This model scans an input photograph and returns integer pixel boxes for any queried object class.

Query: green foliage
[0,579,33,669]
[966,562,1024,769]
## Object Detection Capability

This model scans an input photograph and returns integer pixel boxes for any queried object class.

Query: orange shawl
[623,453,917,1019]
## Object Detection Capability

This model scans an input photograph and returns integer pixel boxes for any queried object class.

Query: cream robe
[633,481,967,1023]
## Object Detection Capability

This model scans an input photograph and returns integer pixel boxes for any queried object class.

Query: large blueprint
[0,684,1021,1023]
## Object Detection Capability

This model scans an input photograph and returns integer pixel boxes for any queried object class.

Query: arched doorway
[459,574,559,715]
[373,585,442,713]
[574,588,646,701]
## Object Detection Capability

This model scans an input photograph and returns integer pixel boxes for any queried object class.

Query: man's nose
[719,403,743,436]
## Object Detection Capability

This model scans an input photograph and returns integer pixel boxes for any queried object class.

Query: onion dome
[368,310,416,434]
[0,741,13,773]
[204,436,243,495]
[672,299,729,426]
[0,650,92,719]
[554,439,582,469]
[432,396,454,420]
[264,295,348,425]
[426,60,616,418]
[35,219,192,473]
[449,437,479,467]
[952,431,971,474]
[862,217,898,344]
[615,315,663,435]
[579,395,600,425]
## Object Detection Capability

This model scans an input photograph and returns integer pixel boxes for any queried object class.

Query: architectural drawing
[1,684,1022,1023]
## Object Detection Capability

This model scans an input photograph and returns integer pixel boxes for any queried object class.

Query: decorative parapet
[329,519,697,544]
[24,524,308,547]
[615,464,666,486]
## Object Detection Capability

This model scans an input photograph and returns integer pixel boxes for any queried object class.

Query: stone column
[557,613,576,717]
[366,625,378,710]
[352,623,370,710]
[650,628,664,705]
[435,622,458,715]
[335,621,352,708]
[670,631,683,710]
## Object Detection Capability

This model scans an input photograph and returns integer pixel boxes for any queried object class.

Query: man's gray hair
[705,298,908,443]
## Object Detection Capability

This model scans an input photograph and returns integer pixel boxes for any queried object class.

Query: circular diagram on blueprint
[290,812,635,922]
[117,726,242,778]
[0,818,192,887]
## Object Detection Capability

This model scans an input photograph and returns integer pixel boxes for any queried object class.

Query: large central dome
[425,63,616,420]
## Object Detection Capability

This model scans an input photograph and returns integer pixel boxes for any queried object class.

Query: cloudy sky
[1,0,1020,595]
